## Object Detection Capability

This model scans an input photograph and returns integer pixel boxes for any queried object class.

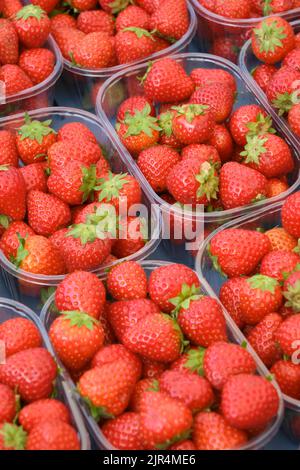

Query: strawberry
[142,58,195,104]
[0,317,42,357]
[177,296,227,348]
[266,178,289,198]
[139,391,193,449]
[0,347,57,402]
[252,64,277,93]
[159,369,214,412]
[0,423,27,451]
[283,271,300,313]
[112,215,147,258]
[270,359,300,400]
[0,221,34,260]
[274,314,300,356]
[193,412,248,450]
[95,172,141,212]
[169,440,196,450]
[219,161,268,210]
[209,228,271,277]
[116,5,150,31]
[30,0,60,13]
[19,162,47,193]
[14,5,51,49]
[288,104,300,137]
[282,192,300,238]
[190,83,234,124]
[16,114,56,165]
[283,48,300,71]
[260,250,300,281]
[117,96,155,123]
[190,68,237,94]
[181,144,221,167]
[208,124,233,163]
[48,140,102,174]
[0,131,18,167]
[73,32,115,69]
[115,27,156,65]
[246,313,283,367]
[77,10,115,35]
[19,399,71,432]
[49,311,104,371]
[99,0,131,14]
[252,17,295,64]
[148,263,200,313]
[221,374,280,430]
[211,36,240,63]
[51,13,77,33]
[135,0,162,14]
[78,358,137,418]
[27,190,71,237]
[0,166,26,221]
[142,358,166,379]
[0,64,33,96]
[71,0,98,10]
[0,384,17,423]
[19,48,55,85]
[214,0,251,18]
[129,378,159,412]
[123,313,183,363]
[57,122,98,144]
[171,347,206,376]
[265,227,297,252]
[102,412,144,450]
[266,66,300,115]
[1,0,22,18]
[172,104,215,145]
[26,421,80,450]
[229,105,272,147]
[219,278,246,328]
[107,261,147,300]
[0,19,19,65]
[52,27,85,60]
[158,110,182,149]
[55,271,106,320]
[149,0,189,41]
[91,344,142,381]
[252,0,294,14]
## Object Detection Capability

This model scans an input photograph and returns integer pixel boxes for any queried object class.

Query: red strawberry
[117,96,155,122]
[102,412,144,450]
[50,13,77,33]
[129,378,159,412]
[214,0,251,18]
[193,411,248,450]
[211,36,240,63]
[221,374,280,430]
[282,191,300,238]
[190,68,237,94]
[246,313,283,367]
[71,0,98,10]
[265,226,297,252]
[170,347,205,376]
[57,122,98,144]
[139,391,193,450]
[283,271,300,313]
[252,64,277,93]
[283,48,300,72]
[0,423,27,450]
[0,384,17,423]
[288,104,300,137]
[274,314,300,356]
[95,172,142,212]
[143,58,195,104]
[19,162,47,193]
[0,165,26,221]
[30,0,60,13]
[48,140,102,174]
[14,5,51,49]
[229,105,271,147]
[252,0,294,14]
[266,177,289,198]
[172,104,215,145]
[0,317,42,357]
[0,131,18,167]
[0,19,19,65]
[19,48,55,85]
[208,124,233,163]
[270,359,300,400]
[1,0,22,18]
[142,358,166,379]
[112,216,147,258]
[158,110,182,149]
[169,440,196,450]
[99,0,131,14]
[219,277,246,328]
[266,66,300,115]
[55,271,106,320]
[0,347,57,403]
[52,27,85,60]
[77,10,115,35]
[190,83,234,123]
[181,144,221,167]
[149,0,189,41]
[91,344,142,381]
[73,32,115,69]
[260,250,300,281]
[107,261,147,300]
[19,398,71,432]
[116,5,150,31]
[26,421,80,450]
[209,228,271,277]
[0,64,33,96]
[0,221,35,260]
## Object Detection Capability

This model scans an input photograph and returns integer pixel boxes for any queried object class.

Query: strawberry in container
[41,260,283,450]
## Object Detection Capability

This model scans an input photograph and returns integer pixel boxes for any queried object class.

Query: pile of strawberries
[251,16,300,138]
[198,0,300,18]
[33,0,192,69]
[0,116,148,278]
[113,57,295,213]
[44,261,280,450]
[0,315,81,450]
[209,190,300,402]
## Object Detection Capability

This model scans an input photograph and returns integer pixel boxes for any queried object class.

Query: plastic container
[40,259,284,450]
[196,202,300,443]
[52,2,197,111]
[0,107,162,311]
[96,52,300,267]
[190,0,300,63]
[239,20,300,148]
[0,297,90,450]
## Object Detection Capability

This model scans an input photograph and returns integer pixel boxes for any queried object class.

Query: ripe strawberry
[19,399,71,432]
[260,250,300,281]
[0,131,18,167]
[282,191,300,238]
[252,64,277,93]
[158,110,182,149]
[193,411,248,450]
[0,221,35,260]
[282,48,300,71]
[95,172,142,212]
[129,378,159,412]
[1,0,22,18]
[252,0,294,14]
[48,140,102,174]
[30,0,60,13]
[282,270,300,313]
[107,261,147,300]
[142,358,166,379]
[55,271,106,320]
[14,5,51,49]
[207,124,233,163]
[219,162,268,210]
[148,263,200,313]
[19,162,47,193]
[116,5,150,31]
[172,104,215,145]
[181,144,221,167]
[102,412,144,450]
[51,13,77,33]
[19,48,55,85]
[0,64,33,96]
[170,440,196,450]
[274,314,300,356]
[270,360,300,400]
[266,66,300,115]
[266,178,289,198]
[214,0,251,18]
[190,68,237,94]
[252,17,295,64]
[123,313,183,363]
[265,227,297,252]
[221,374,280,430]
[117,96,155,123]
[73,32,115,69]
[91,344,142,381]
[219,278,246,329]
[246,313,283,367]
[0,347,57,402]
[211,36,240,63]
[115,27,156,65]
[0,19,19,65]
[0,166,26,221]
[112,215,147,258]
[0,317,42,358]
[77,10,115,35]
[229,105,271,147]
[190,83,233,124]
[52,27,85,60]
[150,0,189,41]
[99,0,131,14]
[170,347,206,376]
[159,369,214,412]
[57,122,98,144]
[209,228,271,277]
[0,423,27,450]
[139,391,193,450]
[26,421,80,450]
[143,58,195,104]
[0,384,17,423]
[288,104,300,137]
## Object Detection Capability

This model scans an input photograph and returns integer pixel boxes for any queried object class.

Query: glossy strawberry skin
[0,131,18,167]
[19,398,71,432]
[0,384,17,423]
[0,317,42,357]
[229,104,268,147]
[20,235,66,275]
[115,29,156,65]
[282,192,300,238]
[19,48,55,85]
[19,163,47,193]
[26,421,80,450]
[149,0,189,41]
[219,277,246,329]
[252,17,295,64]
[91,344,142,382]
[102,412,144,450]
[0,166,26,221]
[270,360,300,400]
[0,19,19,65]
[74,32,115,69]
[190,83,234,123]
[0,221,35,260]
[0,64,33,96]
[252,64,277,93]
[107,261,148,301]
[260,250,300,281]
[77,10,115,35]
[190,68,237,93]
[246,313,283,367]
[274,314,300,356]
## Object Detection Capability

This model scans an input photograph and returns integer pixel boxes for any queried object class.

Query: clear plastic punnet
[190,0,300,63]
[40,259,284,450]
[196,202,300,443]
[239,20,300,148]
[52,2,197,111]
[0,297,90,450]
[0,107,162,311]
[96,52,300,268]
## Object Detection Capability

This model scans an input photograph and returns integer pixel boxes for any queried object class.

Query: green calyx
[0,165,10,172]
[156,429,191,450]
[17,113,56,145]
[66,223,97,245]
[172,104,209,124]
[10,233,29,269]
[247,274,279,293]
[195,162,219,202]
[254,19,286,54]
[87,207,118,240]
[183,347,206,376]
[81,396,114,421]
[60,310,99,330]
[95,171,129,202]
[169,283,202,315]
[147,379,160,392]
[108,0,132,14]
[15,4,46,21]
[246,113,276,139]
[163,314,188,353]
[283,279,300,313]
[123,104,161,138]
[272,91,300,116]
[262,0,273,16]
[138,61,153,85]
[159,111,174,138]
[207,243,226,278]
[252,193,267,203]
[80,164,97,203]
[0,214,10,229]
[122,27,154,41]
[240,134,268,165]
[0,423,27,450]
